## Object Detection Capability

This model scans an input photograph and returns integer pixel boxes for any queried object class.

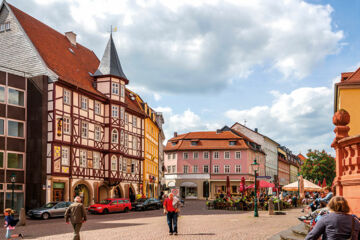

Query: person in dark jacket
[65,196,87,240]
[4,208,23,239]
[305,196,360,240]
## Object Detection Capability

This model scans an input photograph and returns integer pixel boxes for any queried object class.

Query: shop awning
[180,182,197,187]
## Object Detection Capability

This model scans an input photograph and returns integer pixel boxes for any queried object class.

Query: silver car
[27,201,72,220]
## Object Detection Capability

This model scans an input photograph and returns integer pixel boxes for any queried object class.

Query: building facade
[278,147,290,186]
[0,2,152,209]
[231,123,279,181]
[164,129,265,199]
[0,70,26,213]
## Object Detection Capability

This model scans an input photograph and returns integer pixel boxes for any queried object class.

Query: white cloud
[154,107,221,140]
[225,87,334,153]
[20,0,343,93]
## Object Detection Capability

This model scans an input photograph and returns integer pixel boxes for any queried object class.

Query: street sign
[257,176,272,179]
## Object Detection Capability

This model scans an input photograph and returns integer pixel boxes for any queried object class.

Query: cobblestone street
[1,201,303,240]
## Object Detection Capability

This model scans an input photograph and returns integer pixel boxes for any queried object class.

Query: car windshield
[43,202,57,208]
[136,199,147,203]
[99,200,111,204]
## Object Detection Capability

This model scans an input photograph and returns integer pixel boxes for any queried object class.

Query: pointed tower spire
[94,34,128,81]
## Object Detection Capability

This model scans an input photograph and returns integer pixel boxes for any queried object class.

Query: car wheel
[42,212,50,220]
[103,209,109,214]
[124,207,129,213]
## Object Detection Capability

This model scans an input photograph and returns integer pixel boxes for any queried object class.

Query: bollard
[268,198,274,215]
[19,208,26,226]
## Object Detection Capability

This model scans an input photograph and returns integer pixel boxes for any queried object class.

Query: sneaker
[174,232,178,235]
[169,232,173,235]
[19,234,24,239]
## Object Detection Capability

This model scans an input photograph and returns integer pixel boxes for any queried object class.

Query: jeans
[72,223,82,240]
[167,212,178,233]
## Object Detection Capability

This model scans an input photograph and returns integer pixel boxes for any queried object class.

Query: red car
[88,198,132,214]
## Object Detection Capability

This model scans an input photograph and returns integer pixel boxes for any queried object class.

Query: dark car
[27,201,72,220]
[133,198,161,211]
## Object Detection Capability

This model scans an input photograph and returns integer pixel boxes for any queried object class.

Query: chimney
[65,31,77,46]
[216,129,221,134]
[174,132,178,137]
[254,128,258,133]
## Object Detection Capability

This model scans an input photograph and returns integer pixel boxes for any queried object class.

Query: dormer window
[0,22,10,32]
[191,141,197,146]
[229,141,236,146]
[172,142,177,146]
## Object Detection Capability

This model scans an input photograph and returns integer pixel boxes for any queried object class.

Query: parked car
[88,198,132,214]
[27,201,72,220]
[133,198,161,211]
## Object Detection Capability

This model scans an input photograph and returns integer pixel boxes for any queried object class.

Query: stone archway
[72,180,94,207]
[114,185,124,198]
[99,185,110,202]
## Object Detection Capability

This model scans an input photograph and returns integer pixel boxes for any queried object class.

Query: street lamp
[10,173,16,210]
[251,159,260,217]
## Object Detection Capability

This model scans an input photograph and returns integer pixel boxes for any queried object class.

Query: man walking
[65,196,87,240]
[163,193,181,235]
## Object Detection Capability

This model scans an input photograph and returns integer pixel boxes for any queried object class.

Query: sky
[8,0,360,155]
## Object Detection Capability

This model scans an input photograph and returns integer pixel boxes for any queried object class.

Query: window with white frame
[0,119,4,135]
[224,151,230,159]
[63,90,71,105]
[132,116,137,127]
[183,152,188,159]
[95,125,101,141]
[111,155,117,171]
[172,165,176,173]
[8,88,24,106]
[203,152,209,159]
[120,107,125,119]
[62,147,70,166]
[183,165,188,173]
[125,113,128,124]
[8,120,24,138]
[235,165,241,173]
[213,165,219,173]
[111,129,118,143]
[81,96,88,110]
[120,130,124,145]
[80,150,87,168]
[133,137,137,150]
[122,158,127,171]
[121,85,125,97]
[63,117,70,134]
[112,82,119,95]
[0,86,4,102]
[167,166,171,173]
[172,153,176,159]
[112,105,119,118]
[0,22,10,32]
[203,165,209,173]
[81,122,88,138]
[193,165,198,173]
[167,154,171,160]
[5,22,10,30]
[94,102,101,115]
[7,153,23,169]
[93,152,100,169]
[125,134,128,147]
[119,156,122,171]
[214,151,219,159]
[193,152,199,159]
[224,165,230,173]
[235,152,241,159]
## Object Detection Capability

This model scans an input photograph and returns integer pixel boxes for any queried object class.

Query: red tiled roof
[165,131,251,151]
[8,3,103,96]
[125,89,144,116]
[338,68,360,85]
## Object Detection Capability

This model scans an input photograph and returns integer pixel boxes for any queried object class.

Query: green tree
[300,149,336,186]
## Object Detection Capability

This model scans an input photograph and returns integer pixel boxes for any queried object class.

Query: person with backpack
[4,208,23,239]
[163,193,181,235]
[65,196,87,240]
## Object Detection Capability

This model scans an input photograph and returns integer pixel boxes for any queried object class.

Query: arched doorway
[99,185,109,202]
[114,186,123,198]
[74,184,90,207]
[129,186,135,202]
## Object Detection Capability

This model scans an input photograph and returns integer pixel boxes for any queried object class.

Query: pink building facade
[164,127,265,199]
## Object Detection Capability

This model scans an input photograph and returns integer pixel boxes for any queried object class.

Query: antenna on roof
[244,119,247,126]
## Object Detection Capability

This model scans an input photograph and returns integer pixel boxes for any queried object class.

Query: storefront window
[7,153,23,169]
[185,187,197,198]
[5,192,24,213]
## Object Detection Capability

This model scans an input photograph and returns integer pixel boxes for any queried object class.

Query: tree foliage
[300,149,336,186]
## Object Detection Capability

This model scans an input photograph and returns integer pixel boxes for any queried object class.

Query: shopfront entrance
[53,182,65,202]
[180,182,198,199]
[74,184,90,207]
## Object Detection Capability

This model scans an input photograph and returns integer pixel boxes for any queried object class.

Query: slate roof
[7,3,103,96]
[94,34,128,83]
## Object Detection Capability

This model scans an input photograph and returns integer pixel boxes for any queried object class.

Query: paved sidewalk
[0,201,303,240]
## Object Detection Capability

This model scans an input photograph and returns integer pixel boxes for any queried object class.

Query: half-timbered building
[0,1,145,208]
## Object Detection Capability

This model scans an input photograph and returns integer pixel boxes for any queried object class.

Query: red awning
[247,180,275,189]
